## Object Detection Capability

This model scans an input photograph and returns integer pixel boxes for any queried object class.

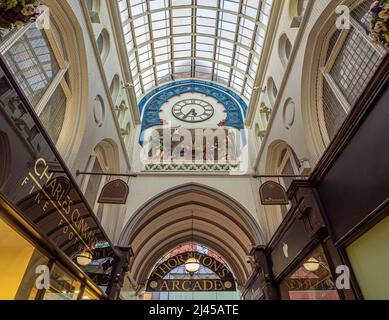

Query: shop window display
[280,247,340,300]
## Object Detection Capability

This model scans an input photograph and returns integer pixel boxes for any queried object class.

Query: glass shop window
[0,209,49,300]
[279,246,340,300]
[82,287,99,300]
[42,265,81,300]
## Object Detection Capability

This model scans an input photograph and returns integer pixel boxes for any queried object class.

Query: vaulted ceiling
[118,0,273,100]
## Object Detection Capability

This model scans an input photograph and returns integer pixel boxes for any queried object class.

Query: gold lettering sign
[146,252,236,292]
[20,157,98,254]
[146,279,235,292]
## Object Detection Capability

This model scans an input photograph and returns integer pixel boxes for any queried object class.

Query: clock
[172,99,214,123]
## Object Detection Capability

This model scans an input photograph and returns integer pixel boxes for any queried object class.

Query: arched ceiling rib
[119,184,265,289]
[118,0,273,100]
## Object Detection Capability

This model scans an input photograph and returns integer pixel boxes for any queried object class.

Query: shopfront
[0,56,123,300]
[264,181,346,301]
[314,55,389,300]
[243,53,389,301]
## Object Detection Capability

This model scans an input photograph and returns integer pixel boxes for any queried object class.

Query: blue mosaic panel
[139,80,247,143]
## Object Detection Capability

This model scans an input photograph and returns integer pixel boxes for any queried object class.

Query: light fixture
[303,257,320,272]
[185,257,200,275]
[76,251,93,266]
[185,211,200,276]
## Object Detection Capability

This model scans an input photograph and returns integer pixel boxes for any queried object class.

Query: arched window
[142,243,240,300]
[279,34,293,66]
[267,77,278,106]
[82,140,120,221]
[3,13,70,144]
[110,74,121,103]
[276,145,300,191]
[318,0,386,143]
[97,29,110,63]
[267,142,301,218]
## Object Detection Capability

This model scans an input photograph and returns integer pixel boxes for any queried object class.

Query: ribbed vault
[119,183,264,291]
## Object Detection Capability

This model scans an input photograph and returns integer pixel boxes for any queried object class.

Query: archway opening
[119,184,265,299]
[142,243,240,300]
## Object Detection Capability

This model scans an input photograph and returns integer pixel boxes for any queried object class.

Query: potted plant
[370,0,389,47]
[0,0,41,39]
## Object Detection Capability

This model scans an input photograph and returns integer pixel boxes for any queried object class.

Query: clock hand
[183,109,198,119]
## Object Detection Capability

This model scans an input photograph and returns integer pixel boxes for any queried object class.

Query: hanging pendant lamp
[185,211,200,275]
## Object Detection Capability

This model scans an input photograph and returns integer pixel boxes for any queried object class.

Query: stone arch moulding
[301,0,359,163]
[265,139,300,175]
[43,1,89,168]
[118,183,266,289]
[119,183,265,245]
[94,138,121,173]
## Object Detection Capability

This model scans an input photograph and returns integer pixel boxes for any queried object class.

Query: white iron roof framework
[118,0,272,101]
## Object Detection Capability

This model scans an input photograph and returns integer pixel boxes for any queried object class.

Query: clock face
[172,99,214,123]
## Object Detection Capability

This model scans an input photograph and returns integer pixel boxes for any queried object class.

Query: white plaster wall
[62,0,136,241]
[121,175,266,237]
[249,0,335,236]
[253,0,333,175]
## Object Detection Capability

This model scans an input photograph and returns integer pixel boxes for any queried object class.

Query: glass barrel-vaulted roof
[118,0,273,101]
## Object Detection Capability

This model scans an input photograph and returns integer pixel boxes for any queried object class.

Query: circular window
[282,98,296,130]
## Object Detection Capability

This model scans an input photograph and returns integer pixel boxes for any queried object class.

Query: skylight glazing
[118,0,273,100]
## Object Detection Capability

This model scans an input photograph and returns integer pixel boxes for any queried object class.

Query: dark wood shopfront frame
[243,52,389,301]
[0,55,132,300]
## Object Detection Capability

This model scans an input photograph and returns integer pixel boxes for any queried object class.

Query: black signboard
[146,251,236,292]
[317,86,389,243]
[270,218,312,279]
[0,57,117,266]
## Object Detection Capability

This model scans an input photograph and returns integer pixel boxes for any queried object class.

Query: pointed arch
[118,183,265,290]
